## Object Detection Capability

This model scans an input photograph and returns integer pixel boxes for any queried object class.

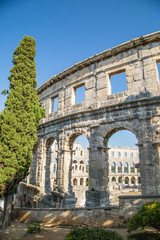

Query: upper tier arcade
[38,31,160,125]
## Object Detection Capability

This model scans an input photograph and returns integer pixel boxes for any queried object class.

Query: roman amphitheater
[16,31,160,211]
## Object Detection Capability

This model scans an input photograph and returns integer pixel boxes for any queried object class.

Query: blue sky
[76,130,137,148]
[0,0,160,147]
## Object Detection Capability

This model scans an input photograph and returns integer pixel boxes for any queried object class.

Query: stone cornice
[38,94,160,129]
[37,31,160,94]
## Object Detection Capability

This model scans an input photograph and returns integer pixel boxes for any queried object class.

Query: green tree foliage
[128,201,160,232]
[0,36,44,228]
[65,227,124,240]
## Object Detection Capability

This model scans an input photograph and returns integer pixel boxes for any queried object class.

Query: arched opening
[86,161,89,173]
[45,138,58,194]
[138,176,141,184]
[86,178,88,186]
[111,162,116,173]
[124,162,129,173]
[131,176,135,185]
[118,177,122,183]
[80,178,84,185]
[70,134,89,207]
[107,129,141,205]
[130,162,135,173]
[73,178,77,186]
[118,162,122,173]
[125,177,129,185]
[112,177,116,182]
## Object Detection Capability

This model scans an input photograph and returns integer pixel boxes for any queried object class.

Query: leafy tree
[128,201,160,232]
[0,36,45,229]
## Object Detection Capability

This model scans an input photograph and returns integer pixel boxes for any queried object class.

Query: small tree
[128,201,160,232]
[0,36,44,229]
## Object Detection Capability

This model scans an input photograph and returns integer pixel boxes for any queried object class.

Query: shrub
[127,201,160,233]
[26,223,46,234]
[127,231,160,240]
[65,227,124,240]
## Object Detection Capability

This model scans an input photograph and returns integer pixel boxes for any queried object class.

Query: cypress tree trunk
[1,193,13,229]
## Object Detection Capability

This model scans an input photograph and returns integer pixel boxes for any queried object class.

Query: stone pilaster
[138,140,160,195]
[86,126,109,207]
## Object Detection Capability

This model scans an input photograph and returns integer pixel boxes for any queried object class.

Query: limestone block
[97,79,106,91]
[85,78,95,90]
[143,58,154,66]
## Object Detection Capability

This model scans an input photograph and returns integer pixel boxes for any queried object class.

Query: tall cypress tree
[0,36,44,229]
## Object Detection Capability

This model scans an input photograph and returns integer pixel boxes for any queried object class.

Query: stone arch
[80,178,84,186]
[86,178,88,186]
[112,177,116,182]
[103,125,138,146]
[44,137,58,194]
[124,162,129,173]
[118,162,122,173]
[125,177,129,185]
[67,131,89,207]
[138,176,141,184]
[130,162,135,173]
[118,177,122,183]
[131,176,135,184]
[67,129,90,150]
[111,162,116,173]
[106,127,141,198]
[73,178,77,186]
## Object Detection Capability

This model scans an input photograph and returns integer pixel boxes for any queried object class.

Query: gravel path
[0,220,130,240]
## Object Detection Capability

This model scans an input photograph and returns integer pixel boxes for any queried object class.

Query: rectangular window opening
[118,152,121,156]
[52,96,58,112]
[75,84,85,104]
[110,71,127,94]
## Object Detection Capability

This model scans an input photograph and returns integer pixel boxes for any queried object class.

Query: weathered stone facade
[28,31,160,207]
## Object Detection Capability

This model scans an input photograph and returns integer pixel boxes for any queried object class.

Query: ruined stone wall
[12,195,160,227]
[29,31,160,207]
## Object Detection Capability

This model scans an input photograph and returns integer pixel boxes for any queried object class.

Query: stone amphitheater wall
[28,31,160,207]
